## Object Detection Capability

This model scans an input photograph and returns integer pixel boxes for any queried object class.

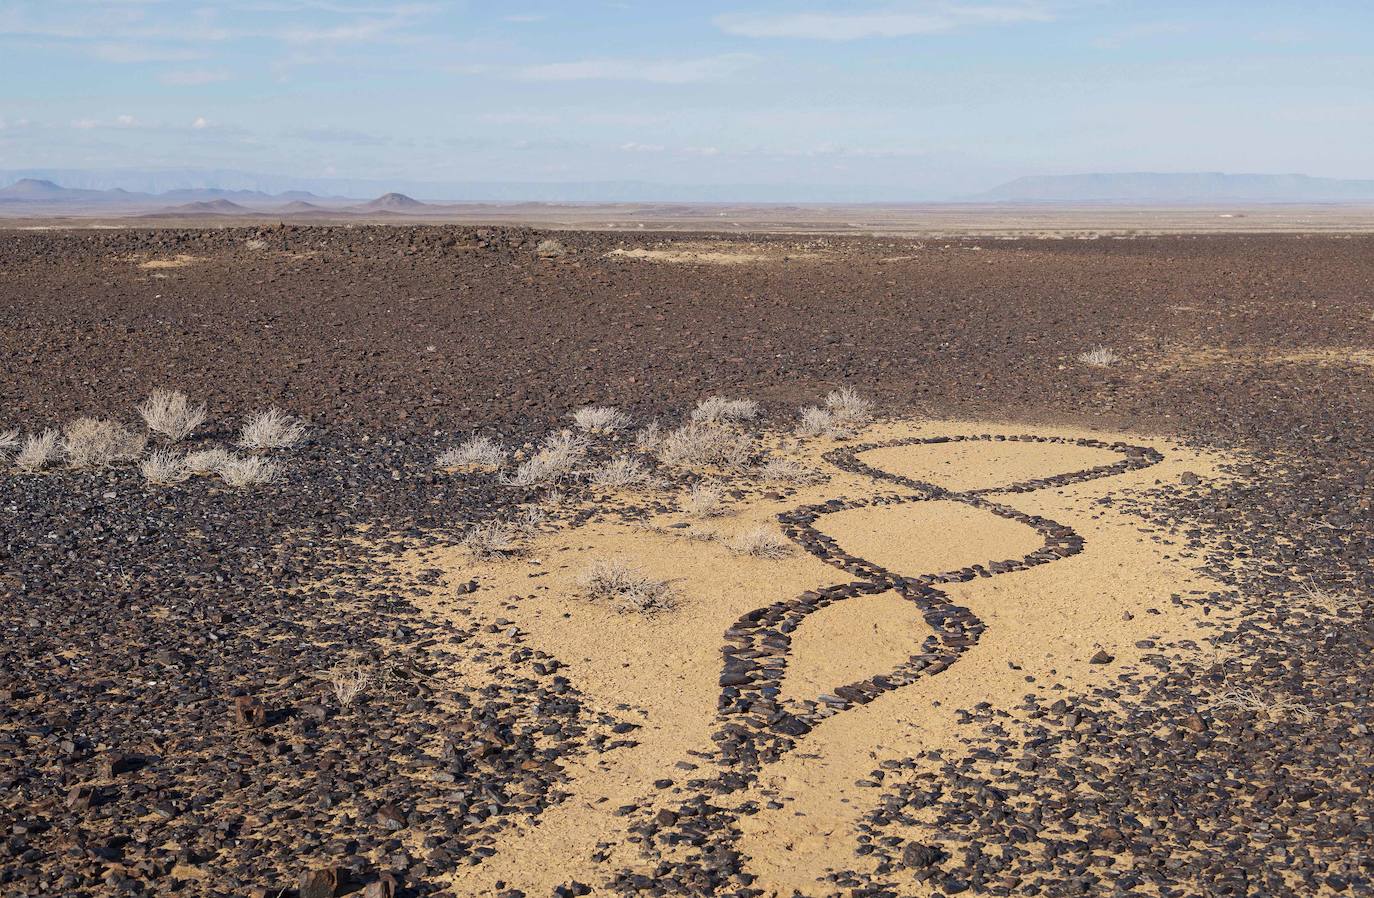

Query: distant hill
[356,192,427,212]
[982,172,1374,203]
[0,178,151,203]
[153,199,253,215]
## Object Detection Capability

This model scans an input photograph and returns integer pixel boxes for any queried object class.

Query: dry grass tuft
[1208,687,1314,722]
[634,421,665,452]
[535,238,567,258]
[723,526,794,559]
[237,408,307,450]
[0,429,18,452]
[1299,582,1363,616]
[217,455,280,486]
[757,456,824,484]
[690,396,760,425]
[1078,345,1121,367]
[576,558,675,615]
[137,389,207,441]
[658,422,755,470]
[506,431,588,487]
[183,448,233,475]
[14,429,60,472]
[590,455,650,489]
[326,662,371,709]
[459,521,524,559]
[63,418,147,469]
[140,450,189,485]
[797,387,876,439]
[437,435,507,469]
[682,482,730,518]
[572,405,631,434]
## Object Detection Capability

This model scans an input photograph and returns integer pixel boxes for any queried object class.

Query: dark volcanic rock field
[0,226,1371,897]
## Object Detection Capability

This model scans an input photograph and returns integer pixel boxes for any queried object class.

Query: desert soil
[0,226,1370,898]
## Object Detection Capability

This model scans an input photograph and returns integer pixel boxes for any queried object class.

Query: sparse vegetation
[535,238,567,258]
[137,389,207,441]
[1078,345,1121,367]
[183,448,233,475]
[217,455,280,486]
[459,521,524,559]
[797,387,876,439]
[62,418,147,468]
[723,526,794,559]
[658,422,755,470]
[576,558,675,615]
[635,421,665,452]
[0,429,17,451]
[505,430,588,486]
[140,449,189,485]
[1300,582,1363,616]
[1208,687,1314,722]
[572,405,631,434]
[237,408,307,450]
[14,429,60,472]
[327,662,371,709]
[682,482,730,518]
[437,435,507,469]
[590,455,650,488]
[757,456,824,484]
[690,396,760,425]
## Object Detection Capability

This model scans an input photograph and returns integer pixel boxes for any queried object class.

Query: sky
[2,1,1373,198]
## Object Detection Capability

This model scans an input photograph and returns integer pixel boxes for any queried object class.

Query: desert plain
[0,224,1370,898]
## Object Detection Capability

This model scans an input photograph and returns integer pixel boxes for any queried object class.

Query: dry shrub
[238,408,307,450]
[14,429,60,472]
[506,431,588,486]
[535,238,567,258]
[797,387,875,439]
[690,396,760,425]
[658,422,755,470]
[682,482,730,518]
[437,435,507,469]
[460,521,524,559]
[0,429,17,452]
[572,406,631,434]
[757,456,824,484]
[723,526,794,559]
[137,389,207,441]
[218,455,279,486]
[590,455,649,489]
[183,448,233,475]
[1078,346,1121,367]
[63,418,147,469]
[140,450,189,485]
[634,421,664,452]
[326,662,371,709]
[576,558,675,615]
[1208,687,1314,722]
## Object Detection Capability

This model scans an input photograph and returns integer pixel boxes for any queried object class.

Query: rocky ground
[0,227,1370,897]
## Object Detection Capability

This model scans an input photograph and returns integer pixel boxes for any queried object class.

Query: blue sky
[2,1,1372,197]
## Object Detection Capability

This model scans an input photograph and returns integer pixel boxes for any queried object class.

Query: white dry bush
[140,449,189,485]
[824,387,875,426]
[237,408,307,450]
[0,429,18,451]
[183,448,233,475]
[437,435,507,469]
[1299,582,1363,616]
[682,482,730,518]
[506,431,588,487]
[690,396,760,425]
[572,405,631,434]
[327,662,371,709]
[137,389,207,442]
[14,429,60,472]
[217,455,280,487]
[1078,345,1121,367]
[576,558,675,615]
[590,455,650,489]
[62,418,147,469]
[634,421,665,452]
[1208,687,1314,722]
[658,422,755,471]
[459,521,524,559]
[245,238,269,251]
[723,526,794,559]
[757,456,824,484]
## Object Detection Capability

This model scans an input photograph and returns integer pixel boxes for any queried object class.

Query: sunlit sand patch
[1159,345,1374,372]
[368,417,1234,897]
[605,241,825,265]
[133,253,204,269]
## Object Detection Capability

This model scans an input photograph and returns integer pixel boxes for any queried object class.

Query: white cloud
[516,53,756,84]
[71,119,99,130]
[191,116,210,129]
[159,69,231,85]
[620,142,666,152]
[115,114,136,126]
[714,3,1053,40]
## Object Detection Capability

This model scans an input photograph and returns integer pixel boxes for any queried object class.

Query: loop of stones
[711,433,1163,775]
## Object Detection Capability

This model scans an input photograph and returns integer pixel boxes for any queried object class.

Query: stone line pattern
[711,434,1164,775]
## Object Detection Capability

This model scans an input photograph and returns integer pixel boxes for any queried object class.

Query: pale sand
[380,418,1233,897]
[605,242,825,265]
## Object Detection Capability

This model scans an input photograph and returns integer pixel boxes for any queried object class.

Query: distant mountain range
[981,172,1374,203]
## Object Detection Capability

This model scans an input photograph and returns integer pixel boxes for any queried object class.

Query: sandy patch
[605,242,824,265]
[1159,345,1374,372]
[134,254,204,269]
[375,418,1233,897]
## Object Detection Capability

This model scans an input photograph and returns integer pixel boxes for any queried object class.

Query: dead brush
[459,521,525,559]
[682,482,730,518]
[14,429,60,472]
[62,418,147,469]
[182,447,233,475]
[505,431,588,487]
[140,449,189,485]
[690,396,760,425]
[0,429,17,453]
[137,389,207,442]
[1208,687,1314,722]
[658,422,756,471]
[796,387,875,439]
[1299,582,1364,617]
[325,661,372,709]
[217,455,280,486]
[437,435,507,470]
[1078,345,1121,367]
[723,526,794,559]
[634,421,665,452]
[590,455,650,489]
[572,405,631,434]
[237,408,308,450]
[756,456,824,484]
[576,558,676,615]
